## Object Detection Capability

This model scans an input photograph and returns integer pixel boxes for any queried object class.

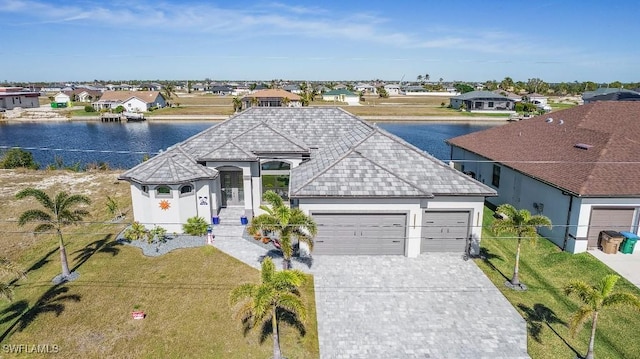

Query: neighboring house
[191,83,208,92]
[322,89,360,105]
[355,83,377,95]
[241,89,302,109]
[450,91,515,112]
[282,84,302,94]
[0,87,40,109]
[75,89,102,103]
[119,107,496,257]
[210,85,234,96]
[526,93,552,112]
[92,91,166,112]
[54,92,71,105]
[582,88,640,104]
[447,102,640,254]
[586,91,640,103]
[493,90,522,102]
[384,84,402,96]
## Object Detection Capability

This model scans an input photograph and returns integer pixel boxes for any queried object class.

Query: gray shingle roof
[120,107,495,198]
[119,146,218,184]
[452,90,512,101]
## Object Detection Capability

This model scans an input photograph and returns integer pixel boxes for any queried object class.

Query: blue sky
[1,0,638,83]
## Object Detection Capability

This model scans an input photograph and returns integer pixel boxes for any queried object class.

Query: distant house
[92,91,166,112]
[526,93,552,111]
[582,88,640,104]
[241,89,302,109]
[0,87,40,110]
[322,89,360,105]
[384,84,402,96]
[584,89,640,103]
[191,83,208,92]
[210,85,234,96]
[355,83,377,95]
[448,102,640,254]
[282,84,302,94]
[54,92,71,105]
[450,91,515,112]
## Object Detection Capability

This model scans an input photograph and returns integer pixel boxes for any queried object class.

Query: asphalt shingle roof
[447,102,640,197]
[452,90,512,101]
[121,107,495,197]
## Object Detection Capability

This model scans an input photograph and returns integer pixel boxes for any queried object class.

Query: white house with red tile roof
[448,102,640,254]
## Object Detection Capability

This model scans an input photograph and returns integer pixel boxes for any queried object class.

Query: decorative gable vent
[574,143,593,150]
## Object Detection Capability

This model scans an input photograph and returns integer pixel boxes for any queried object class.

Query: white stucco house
[92,91,166,112]
[119,107,496,257]
[322,89,360,105]
[54,92,71,105]
[447,102,640,254]
[384,84,402,96]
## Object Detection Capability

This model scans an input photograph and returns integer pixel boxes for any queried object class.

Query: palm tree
[0,258,26,301]
[250,96,260,108]
[417,75,423,83]
[492,204,551,288]
[247,191,317,269]
[232,97,243,113]
[424,73,430,82]
[16,188,91,280]
[162,83,176,105]
[229,257,307,359]
[281,97,290,107]
[565,274,640,359]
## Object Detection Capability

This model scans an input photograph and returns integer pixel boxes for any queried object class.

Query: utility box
[599,231,624,254]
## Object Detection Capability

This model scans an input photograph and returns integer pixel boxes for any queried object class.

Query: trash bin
[619,231,639,254]
[212,216,220,225]
[599,231,624,254]
[240,216,248,225]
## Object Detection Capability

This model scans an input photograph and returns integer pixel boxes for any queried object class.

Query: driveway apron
[309,254,530,359]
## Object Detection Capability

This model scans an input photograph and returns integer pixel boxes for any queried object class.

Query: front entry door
[221,171,244,207]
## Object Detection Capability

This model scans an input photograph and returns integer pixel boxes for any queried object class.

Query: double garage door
[313,213,407,255]
[312,211,471,255]
[587,208,636,248]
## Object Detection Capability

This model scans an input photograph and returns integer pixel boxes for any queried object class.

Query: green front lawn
[476,207,640,359]
[0,179,318,359]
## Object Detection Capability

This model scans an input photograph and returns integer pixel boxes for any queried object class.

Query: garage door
[587,208,635,248]
[313,213,406,255]
[421,211,470,253]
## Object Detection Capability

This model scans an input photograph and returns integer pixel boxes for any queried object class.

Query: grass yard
[476,207,640,359]
[0,170,318,358]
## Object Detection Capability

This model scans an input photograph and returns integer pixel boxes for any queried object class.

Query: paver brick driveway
[308,254,530,359]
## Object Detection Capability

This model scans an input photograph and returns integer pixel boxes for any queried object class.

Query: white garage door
[587,208,636,248]
[312,213,407,255]
[421,211,470,253]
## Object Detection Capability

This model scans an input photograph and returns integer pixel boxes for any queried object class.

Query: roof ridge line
[352,151,433,197]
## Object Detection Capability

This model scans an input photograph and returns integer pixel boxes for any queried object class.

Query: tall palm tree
[247,191,317,269]
[16,188,91,280]
[417,75,423,83]
[0,258,25,301]
[230,257,307,359]
[492,204,551,288]
[250,96,260,108]
[162,83,176,104]
[281,97,290,107]
[565,274,640,359]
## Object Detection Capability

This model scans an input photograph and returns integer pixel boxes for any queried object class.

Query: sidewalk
[588,249,640,288]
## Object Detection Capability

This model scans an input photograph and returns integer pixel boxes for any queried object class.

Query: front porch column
[251,175,262,218]
[242,174,253,218]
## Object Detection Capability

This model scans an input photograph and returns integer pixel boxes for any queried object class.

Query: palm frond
[229,283,258,306]
[17,209,51,226]
[33,223,55,233]
[261,258,276,284]
[0,282,14,301]
[273,270,307,289]
[603,292,640,309]
[568,306,593,337]
[599,274,620,298]
[565,280,598,306]
[0,258,26,279]
[15,188,54,210]
[277,293,307,322]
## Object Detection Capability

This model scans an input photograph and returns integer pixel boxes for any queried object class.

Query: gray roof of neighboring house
[452,90,513,101]
[120,107,495,197]
[582,88,639,101]
[323,89,358,96]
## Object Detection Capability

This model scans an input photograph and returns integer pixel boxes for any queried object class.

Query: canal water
[0,121,498,169]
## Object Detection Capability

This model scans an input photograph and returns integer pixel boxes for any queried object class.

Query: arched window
[141,185,149,196]
[156,185,172,197]
[261,161,291,171]
[180,185,193,195]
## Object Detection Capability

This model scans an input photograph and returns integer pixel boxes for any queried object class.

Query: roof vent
[545,118,553,123]
[574,143,593,150]
[558,119,564,125]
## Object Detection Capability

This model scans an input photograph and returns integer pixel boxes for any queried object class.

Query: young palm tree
[0,258,26,301]
[492,204,552,288]
[16,188,91,280]
[565,274,640,359]
[247,191,317,269]
[232,97,243,113]
[229,257,307,359]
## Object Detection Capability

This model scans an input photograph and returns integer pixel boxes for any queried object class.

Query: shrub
[147,225,167,244]
[124,222,148,242]
[0,148,39,169]
[84,105,96,113]
[114,105,125,114]
[183,216,209,236]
